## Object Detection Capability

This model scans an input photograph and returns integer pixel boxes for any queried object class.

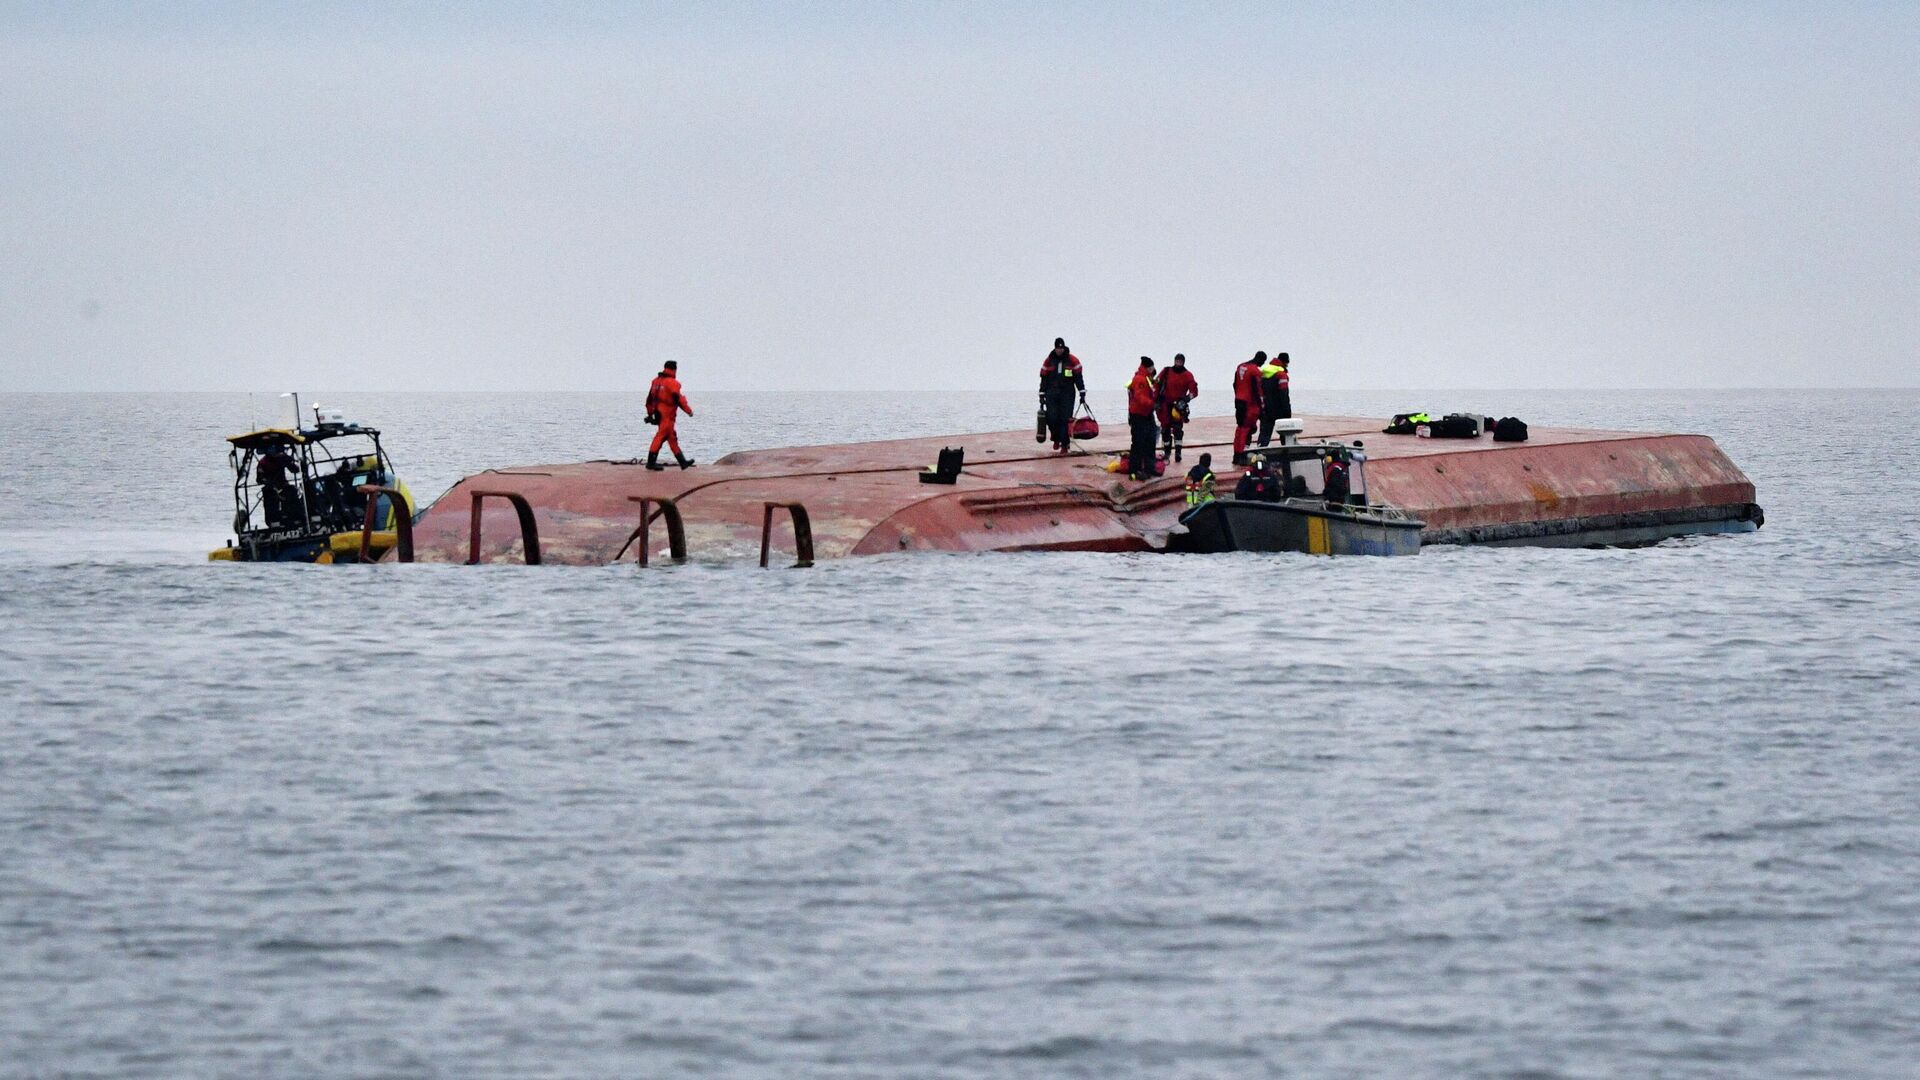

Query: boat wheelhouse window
[1279,455,1325,496]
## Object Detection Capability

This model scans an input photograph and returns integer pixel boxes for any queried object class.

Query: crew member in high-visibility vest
[645,361,696,471]
[1038,338,1086,453]
[1232,351,1265,465]
[1155,353,1199,463]
[1257,352,1291,446]
[1183,452,1216,510]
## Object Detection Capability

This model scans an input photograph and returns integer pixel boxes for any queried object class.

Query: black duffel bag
[1422,414,1481,438]
[1492,417,1529,442]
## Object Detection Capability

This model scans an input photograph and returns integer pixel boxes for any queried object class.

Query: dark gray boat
[1172,439,1424,556]
[1176,498,1423,555]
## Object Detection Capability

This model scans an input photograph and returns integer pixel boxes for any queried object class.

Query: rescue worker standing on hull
[645,361,696,471]
[1257,352,1291,446]
[1039,338,1086,453]
[1126,357,1159,481]
[1155,353,1198,463]
[1232,351,1265,465]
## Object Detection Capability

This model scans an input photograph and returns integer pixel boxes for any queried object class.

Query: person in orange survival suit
[645,361,696,471]
[1125,356,1160,481]
[1232,350,1266,465]
[1155,353,1198,463]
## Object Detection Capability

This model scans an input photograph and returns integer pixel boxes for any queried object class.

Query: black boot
[675,455,696,469]
[645,452,665,471]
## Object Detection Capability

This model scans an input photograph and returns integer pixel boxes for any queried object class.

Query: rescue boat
[209,400,413,563]
[1173,439,1424,556]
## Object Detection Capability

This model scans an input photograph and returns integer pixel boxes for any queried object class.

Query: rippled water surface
[3,389,1918,1078]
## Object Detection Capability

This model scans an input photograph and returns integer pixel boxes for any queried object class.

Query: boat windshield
[1273,446,1367,504]
[1278,455,1324,498]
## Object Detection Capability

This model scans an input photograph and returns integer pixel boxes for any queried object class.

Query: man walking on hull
[1232,351,1265,465]
[645,361,696,471]
[1126,356,1160,481]
[1038,338,1086,453]
[1257,352,1291,447]
[1156,353,1198,463]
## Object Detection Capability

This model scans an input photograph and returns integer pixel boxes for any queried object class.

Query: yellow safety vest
[1184,472,1216,507]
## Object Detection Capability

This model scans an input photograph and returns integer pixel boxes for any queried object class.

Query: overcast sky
[2,1,1914,391]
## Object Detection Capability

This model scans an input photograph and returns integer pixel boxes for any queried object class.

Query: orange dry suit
[646,373,692,458]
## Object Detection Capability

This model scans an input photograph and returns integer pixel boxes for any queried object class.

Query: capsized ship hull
[407,415,1761,565]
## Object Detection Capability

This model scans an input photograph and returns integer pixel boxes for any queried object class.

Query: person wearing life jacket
[1257,352,1291,446]
[1038,337,1086,453]
[1125,356,1160,481]
[645,361,696,471]
[1155,353,1199,463]
[1231,351,1265,465]
[1233,453,1283,502]
[1322,452,1352,505]
[1182,452,1216,513]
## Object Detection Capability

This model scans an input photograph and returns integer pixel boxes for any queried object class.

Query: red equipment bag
[1069,403,1100,441]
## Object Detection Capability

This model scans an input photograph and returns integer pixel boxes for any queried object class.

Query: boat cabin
[221,412,402,561]
[1248,441,1370,507]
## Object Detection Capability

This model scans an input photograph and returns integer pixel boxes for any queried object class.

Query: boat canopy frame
[226,423,398,552]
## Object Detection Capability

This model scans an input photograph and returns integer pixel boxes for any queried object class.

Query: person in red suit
[645,361,696,471]
[1125,356,1160,481]
[1232,351,1266,465]
[1155,353,1199,463]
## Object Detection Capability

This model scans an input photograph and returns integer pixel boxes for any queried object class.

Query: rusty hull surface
[410,415,1758,565]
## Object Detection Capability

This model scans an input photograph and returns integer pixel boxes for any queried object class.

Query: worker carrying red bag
[1038,338,1087,454]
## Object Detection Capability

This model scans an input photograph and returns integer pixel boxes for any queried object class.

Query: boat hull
[1174,500,1424,556]
[1420,502,1762,548]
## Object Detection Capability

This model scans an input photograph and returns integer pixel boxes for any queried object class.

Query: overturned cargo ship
[381,413,1760,566]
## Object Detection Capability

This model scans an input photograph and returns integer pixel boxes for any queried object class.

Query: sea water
[2,389,1917,1078]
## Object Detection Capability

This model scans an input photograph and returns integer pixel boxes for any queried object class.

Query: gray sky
[2,1,1914,391]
